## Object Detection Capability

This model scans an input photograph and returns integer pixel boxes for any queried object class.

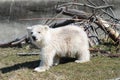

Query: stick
[17,52,39,56]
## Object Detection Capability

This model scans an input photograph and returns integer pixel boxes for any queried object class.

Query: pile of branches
[0,0,120,57]
[51,1,120,46]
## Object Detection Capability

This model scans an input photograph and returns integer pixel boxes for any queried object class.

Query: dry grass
[0,48,120,80]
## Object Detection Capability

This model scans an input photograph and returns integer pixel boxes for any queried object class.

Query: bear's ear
[44,25,49,30]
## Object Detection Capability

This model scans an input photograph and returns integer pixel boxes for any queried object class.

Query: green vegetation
[0,45,120,80]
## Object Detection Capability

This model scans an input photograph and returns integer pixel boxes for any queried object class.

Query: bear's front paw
[75,60,90,63]
[34,67,49,72]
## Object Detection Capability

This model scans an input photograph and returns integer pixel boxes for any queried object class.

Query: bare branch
[57,2,113,10]
[87,0,119,21]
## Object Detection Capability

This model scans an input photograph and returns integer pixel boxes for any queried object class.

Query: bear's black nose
[32,36,37,41]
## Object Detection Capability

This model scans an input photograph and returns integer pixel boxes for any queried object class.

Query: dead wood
[11,35,27,45]
[50,19,75,28]
[56,7,91,19]
[57,2,113,10]
[95,17,120,43]
[0,35,28,48]
[108,54,120,58]
[56,7,120,44]
[89,48,120,58]
[89,48,110,54]
[17,52,39,56]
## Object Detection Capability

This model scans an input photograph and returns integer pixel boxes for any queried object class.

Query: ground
[0,47,120,80]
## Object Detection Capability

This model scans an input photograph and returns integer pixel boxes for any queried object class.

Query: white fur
[30,24,90,72]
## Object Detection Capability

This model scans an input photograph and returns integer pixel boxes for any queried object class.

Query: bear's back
[49,25,89,49]
[51,25,87,40]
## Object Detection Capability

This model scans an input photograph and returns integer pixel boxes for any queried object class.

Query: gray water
[0,0,120,43]
[0,22,27,43]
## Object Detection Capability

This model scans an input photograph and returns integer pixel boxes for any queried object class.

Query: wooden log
[0,41,14,48]
[56,7,91,19]
[11,35,27,45]
[95,17,120,44]
[50,19,75,28]
[0,37,25,48]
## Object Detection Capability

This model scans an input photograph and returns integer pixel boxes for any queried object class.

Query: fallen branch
[50,19,75,28]
[89,48,110,54]
[56,7,91,19]
[0,35,29,48]
[11,35,27,45]
[95,17,120,43]
[57,2,113,10]
[89,48,120,58]
[17,52,39,56]
[108,54,120,58]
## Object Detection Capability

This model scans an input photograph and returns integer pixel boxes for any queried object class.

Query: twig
[87,0,96,6]
[102,0,115,17]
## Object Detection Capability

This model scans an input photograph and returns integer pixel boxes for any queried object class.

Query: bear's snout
[32,35,37,41]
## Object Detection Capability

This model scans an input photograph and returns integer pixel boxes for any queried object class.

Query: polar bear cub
[29,24,90,72]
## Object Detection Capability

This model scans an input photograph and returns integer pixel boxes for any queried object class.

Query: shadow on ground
[0,57,76,74]
[0,60,40,73]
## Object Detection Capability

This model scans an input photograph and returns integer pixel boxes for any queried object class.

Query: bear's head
[30,25,49,42]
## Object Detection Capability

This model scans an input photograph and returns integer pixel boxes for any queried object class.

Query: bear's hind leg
[75,49,90,63]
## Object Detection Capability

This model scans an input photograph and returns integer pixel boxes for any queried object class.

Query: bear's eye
[31,32,33,34]
[38,32,41,33]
